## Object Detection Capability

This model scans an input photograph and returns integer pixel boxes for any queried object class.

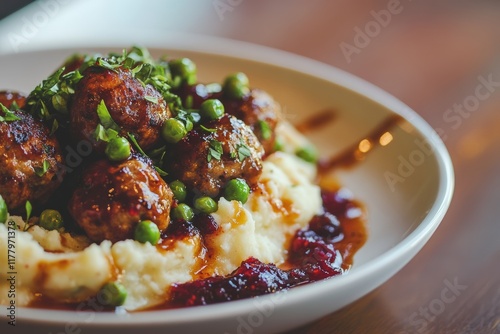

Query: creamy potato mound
[0,124,321,311]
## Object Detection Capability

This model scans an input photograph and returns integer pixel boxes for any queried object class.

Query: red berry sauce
[169,188,366,307]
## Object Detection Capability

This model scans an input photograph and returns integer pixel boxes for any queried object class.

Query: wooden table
[1,1,499,332]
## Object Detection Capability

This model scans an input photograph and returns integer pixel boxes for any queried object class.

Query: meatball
[221,89,281,154]
[0,90,26,109]
[70,66,171,152]
[165,114,264,197]
[175,84,281,154]
[0,109,64,211]
[68,154,173,243]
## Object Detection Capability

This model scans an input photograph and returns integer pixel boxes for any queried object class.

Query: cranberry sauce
[169,188,366,307]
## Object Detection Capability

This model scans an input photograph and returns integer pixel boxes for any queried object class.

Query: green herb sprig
[0,103,21,122]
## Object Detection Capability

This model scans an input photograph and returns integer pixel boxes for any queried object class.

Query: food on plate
[0,47,366,311]
[0,105,64,212]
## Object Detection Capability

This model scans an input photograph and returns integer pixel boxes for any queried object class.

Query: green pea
[134,220,161,244]
[273,137,285,152]
[0,195,8,224]
[258,120,272,140]
[100,281,127,307]
[170,180,187,202]
[296,145,318,163]
[169,58,197,85]
[194,196,218,214]
[199,99,225,120]
[172,203,194,221]
[224,178,250,204]
[39,209,64,230]
[162,118,187,143]
[223,72,250,99]
[105,136,131,162]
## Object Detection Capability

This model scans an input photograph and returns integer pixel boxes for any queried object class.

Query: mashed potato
[0,123,321,311]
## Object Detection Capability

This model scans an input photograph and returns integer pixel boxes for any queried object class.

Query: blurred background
[1,1,499,333]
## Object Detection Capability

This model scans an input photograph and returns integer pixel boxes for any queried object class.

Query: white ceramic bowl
[0,37,454,334]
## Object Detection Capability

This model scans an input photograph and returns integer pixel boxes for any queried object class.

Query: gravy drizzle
[295,109,337,133]
[317,114,404,172]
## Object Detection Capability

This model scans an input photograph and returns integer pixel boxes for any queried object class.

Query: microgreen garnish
[93,100,121,143]
[22,200,35,231]
[26,67,83,124]
[93,124,119,143]
[235,142,251,161]
[97,58,121,72]
[0,103,21,122]
[50,119,59,135]
[25,201,32,221]
[35,160,50,177]
[258,120,272,140]
[25,46,186,133]
[96,100,120,131]
[145,96,159,104]
[154,166,168,177]
[207,140,223,162]
[127,132,147,156]
[10,101,19,111]
[176,110,200,132]
[21,200,34,231]
[200,124,216,133]
[51,94,67,112]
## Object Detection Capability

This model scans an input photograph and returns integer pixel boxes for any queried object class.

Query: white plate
[0,37,454,334]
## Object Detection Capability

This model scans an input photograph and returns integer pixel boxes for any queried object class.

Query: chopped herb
[148,146,167,158]
[154,166,168,177]
[50,119,59,135]
[145,95,159,104]
[258,120,272,140]
[0,103,21,122]
[51,94,67,112]
[207,140,223,162]
[10,101,19,110]
[148,146,168,168]
[127,132,147,156]
[200,124,217,133]
[176,110,200,132]
[26,201,32,219]
[93,124,119,143]
[35,160,50,177]
[97,58,121,72]
[236,142,252,161]
[96,100,120,131]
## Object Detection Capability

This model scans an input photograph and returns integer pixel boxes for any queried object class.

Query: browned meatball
[0,109,64,211]
[222,89,281,155]
[0,90,26,109]
[68,154,173,243]
[175,84,281,154]
[165,114,264,197]
[70,66,171,152]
